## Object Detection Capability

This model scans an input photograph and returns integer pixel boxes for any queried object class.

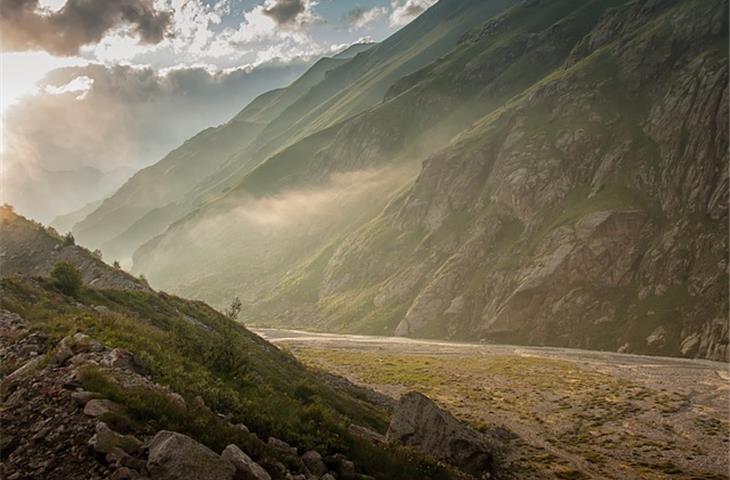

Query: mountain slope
[76,0,516,264]
[0,205,464,479]
[253,0,729,360]
[133,0,728,361]
[69,61,314,255]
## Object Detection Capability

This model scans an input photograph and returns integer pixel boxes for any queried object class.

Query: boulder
[386,392,494,476]
[646,326,667,348]
[89,422,142,455]
[108,349,149,375]
[267,437,297,455]
[301,450,327,477]
[83,399,123,417]
[60,333,104,354]
[338,459,356,480]
[0,356,44,398]
[221,444,271,480]
[146,431,235,480]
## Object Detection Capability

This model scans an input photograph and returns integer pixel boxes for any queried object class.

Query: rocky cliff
[249,0,728,361]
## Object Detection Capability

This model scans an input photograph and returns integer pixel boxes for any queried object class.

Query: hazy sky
[0,0,436,221]
[1,0,436,110]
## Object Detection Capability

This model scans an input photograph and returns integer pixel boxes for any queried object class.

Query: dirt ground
[255,328,730,480]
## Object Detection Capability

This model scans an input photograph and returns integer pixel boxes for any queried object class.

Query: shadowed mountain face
[77,0,727,361]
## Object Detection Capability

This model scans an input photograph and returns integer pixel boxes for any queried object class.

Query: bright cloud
[389,0,436,27]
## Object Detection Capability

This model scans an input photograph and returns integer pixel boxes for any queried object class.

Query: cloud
[343,6,387,31]
[389,0,436,27]
[0,60,307,221]
[0,0,172,55]
[262,0,306,26]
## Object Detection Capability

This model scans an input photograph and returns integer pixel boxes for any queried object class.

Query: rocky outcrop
[386,392,495,476]
[1,316,382,480]
[0,206,148,291]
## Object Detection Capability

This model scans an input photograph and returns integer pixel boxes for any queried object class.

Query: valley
[257,328,730,479]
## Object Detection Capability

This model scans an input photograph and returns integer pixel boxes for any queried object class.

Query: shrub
[63,232,75,246]
[50,262,82,297]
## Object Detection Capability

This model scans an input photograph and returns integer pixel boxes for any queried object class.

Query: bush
[63,232,75,246]
[51,262,82,297]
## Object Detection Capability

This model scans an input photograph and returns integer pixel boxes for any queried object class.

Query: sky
[0,0,437,222]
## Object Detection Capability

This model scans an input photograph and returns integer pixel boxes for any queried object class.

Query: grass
[0,276,460,480]
[291,346,727,480]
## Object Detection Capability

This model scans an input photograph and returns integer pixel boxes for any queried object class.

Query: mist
[134,166,415,305]
[0,61,308,223]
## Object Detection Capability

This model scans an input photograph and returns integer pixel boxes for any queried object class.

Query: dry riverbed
[254,328,730,480]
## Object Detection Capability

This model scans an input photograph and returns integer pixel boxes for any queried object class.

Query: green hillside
[132,0,728,361]
[0,206,459,479]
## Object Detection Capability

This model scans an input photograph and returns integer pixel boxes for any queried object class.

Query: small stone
[71,391,104,406]
[110,467,137,480]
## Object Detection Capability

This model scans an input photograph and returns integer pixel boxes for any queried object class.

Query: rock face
[246,0,728,361]
[386,392,494,476]
[146,430,236,480]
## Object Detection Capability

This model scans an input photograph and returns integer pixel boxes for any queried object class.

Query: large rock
[301,450,327,477]
[108,348,150,376]
[386,392,494,476]
[146,430,235,480]
[221,444,271,480]
[89,422,142,455]
[83,399,123,417]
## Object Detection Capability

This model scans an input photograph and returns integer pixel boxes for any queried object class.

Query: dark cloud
[262,0,306,26]
[0,0,172,55]
[2,61,308,222]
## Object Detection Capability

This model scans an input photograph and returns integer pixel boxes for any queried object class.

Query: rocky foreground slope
[1,206,503,479]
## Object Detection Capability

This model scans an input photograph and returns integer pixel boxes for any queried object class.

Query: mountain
[131,0,728,362]
[50,200,103,234]
[0,204,466,480]
[73,0,515,263]
[4,165,134,225]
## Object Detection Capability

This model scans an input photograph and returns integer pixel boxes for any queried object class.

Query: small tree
[224,296,242,321]
[63,232,75,246]
[51,262,82,297]
[210,296,247,377]
[113,260,121,269]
